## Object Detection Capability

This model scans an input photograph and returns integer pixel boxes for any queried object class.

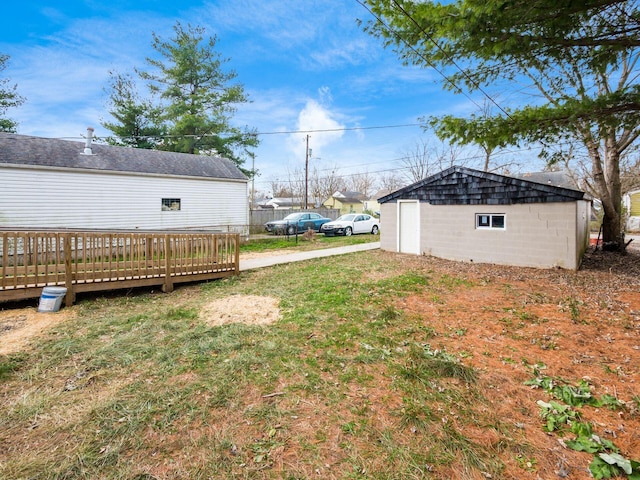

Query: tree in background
[362,0,640,249]
[103,22,258,176]
[346,171,377,199]
[309,166,347,208]
[399,139,463,184]
[102,72,165,149]
[378,172,405,191]
[0,54,25,133]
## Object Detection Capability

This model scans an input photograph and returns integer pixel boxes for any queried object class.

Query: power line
[255,123,421,135]
[355,0,512,119]
[355,0,483,112]
[255,143,551,186]
[56,122,422,141]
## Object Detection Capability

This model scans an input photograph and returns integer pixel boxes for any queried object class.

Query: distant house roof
[257,197,303,208]
[379,166,586,205]
[332,191,364,203]
[514,170,576,189]
[371,188,394,200]
[0,132,247,181]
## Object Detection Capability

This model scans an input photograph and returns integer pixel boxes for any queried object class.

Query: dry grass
[0,245,638,479]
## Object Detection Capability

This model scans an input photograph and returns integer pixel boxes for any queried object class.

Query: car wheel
[371,225,379,235]
[287,225,296,235]
[345,227,352,236]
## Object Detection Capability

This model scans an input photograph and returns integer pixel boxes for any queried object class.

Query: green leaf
[599,453,633,475]
[565,436,601,453]
[590,456,620,479]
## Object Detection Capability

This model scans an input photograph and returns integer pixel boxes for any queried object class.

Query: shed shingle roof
[379,166,586,205]
[0,132,247,181]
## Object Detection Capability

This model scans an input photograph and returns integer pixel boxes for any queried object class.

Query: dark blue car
[265,212,332,235]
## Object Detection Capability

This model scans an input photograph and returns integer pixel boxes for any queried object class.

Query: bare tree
[346,171,378,199]
[268,177,293,198]
[287,167,306,207]
[378,172,405,191]
[309,166,346,208]
[399,139,463,183]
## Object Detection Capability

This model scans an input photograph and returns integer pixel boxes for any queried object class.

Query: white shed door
[399,201,419,254]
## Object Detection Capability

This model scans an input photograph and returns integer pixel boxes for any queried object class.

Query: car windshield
[336,214,357,222]
[282,213,304,221]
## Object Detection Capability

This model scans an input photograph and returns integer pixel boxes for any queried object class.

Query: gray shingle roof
[0,132,247,181]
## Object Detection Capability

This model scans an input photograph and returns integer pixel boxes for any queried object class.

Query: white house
[0,130,249,234]
[378,166,591,270]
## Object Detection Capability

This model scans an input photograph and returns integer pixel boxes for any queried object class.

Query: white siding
[0,166,249,232]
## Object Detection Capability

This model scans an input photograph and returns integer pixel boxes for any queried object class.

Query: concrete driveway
[240,242,380,271]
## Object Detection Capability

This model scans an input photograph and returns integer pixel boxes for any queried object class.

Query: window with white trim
[162,198,181,211]
[476,214,505,229]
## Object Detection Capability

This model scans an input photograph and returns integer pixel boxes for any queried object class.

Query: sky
[0,0,545,195]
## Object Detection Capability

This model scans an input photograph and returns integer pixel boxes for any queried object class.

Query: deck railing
[0,230,240,306]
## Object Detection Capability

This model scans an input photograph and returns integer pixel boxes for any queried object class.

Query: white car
[320,213,380,236]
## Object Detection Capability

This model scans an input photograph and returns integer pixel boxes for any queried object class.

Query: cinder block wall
[381,201,588,270]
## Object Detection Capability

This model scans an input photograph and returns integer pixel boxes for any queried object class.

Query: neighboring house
[0,130,249,233]
[256,197,304,210]
[364,188,395,216]
[378,166,590,270]
[323,191,365,214]
[624,189,640,232]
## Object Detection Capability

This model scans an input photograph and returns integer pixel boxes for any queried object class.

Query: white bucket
[38,286,68,313]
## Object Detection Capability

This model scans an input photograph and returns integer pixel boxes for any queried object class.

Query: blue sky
[0,0,543,194]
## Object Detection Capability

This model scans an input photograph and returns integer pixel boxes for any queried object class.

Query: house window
[162,198,181,211]
[476,214,505,229]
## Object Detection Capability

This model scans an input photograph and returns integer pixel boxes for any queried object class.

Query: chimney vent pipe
[83,127,95,155]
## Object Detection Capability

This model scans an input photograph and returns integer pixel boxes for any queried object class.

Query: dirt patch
[392,248,640,479]
[199,295,281,327]
[0,307,76,356]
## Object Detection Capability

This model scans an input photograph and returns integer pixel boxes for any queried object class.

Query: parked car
[264,212,332,235]
[320,213,379,236]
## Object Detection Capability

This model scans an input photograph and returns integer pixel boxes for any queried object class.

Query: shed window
[162,198,181,211]
[476,214,505,229]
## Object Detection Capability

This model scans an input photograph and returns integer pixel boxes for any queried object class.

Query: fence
[249,208,340,234]
[0,230,239,307]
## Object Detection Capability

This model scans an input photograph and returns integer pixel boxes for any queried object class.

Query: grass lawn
[239,232,379,255]
[1,248,639,479]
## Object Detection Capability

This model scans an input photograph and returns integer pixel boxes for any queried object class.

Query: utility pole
[304,135,310,209]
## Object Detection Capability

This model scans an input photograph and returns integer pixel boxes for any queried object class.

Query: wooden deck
[0,230,240,306]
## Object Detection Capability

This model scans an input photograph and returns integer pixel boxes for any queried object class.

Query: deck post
[162,234,174,293]
[234,233,240,274]
[63,233,76,306]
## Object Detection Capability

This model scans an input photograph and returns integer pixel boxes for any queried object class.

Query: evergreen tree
[102,22,258,176]
[102,72,165,149]
[0,53,25,133]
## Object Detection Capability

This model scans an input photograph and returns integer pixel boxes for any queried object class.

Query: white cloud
[287,91,345,159]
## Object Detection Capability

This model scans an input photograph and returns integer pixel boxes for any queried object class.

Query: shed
[378,166,590,270]
[0,131,249,233]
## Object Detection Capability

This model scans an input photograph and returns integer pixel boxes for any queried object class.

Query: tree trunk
[587,132,624,249]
